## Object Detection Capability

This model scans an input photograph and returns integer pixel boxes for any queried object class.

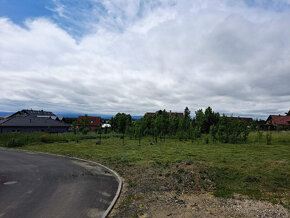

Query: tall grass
[0,130,289,148]
[248,131,290,144]
[0,131,125,147]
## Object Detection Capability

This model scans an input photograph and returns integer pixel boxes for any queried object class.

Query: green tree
[210,125,218,142]
[217,115,249,144]
[183,107,191,138]
[72,121,77,135]
[194,107,219,134]
[160,110,170,141]
[204,106,220,133]
[195,109,206,132]
[168,114,180,137]
[80,114,90,135]
[134,118,146,145]
[112,113,132,145]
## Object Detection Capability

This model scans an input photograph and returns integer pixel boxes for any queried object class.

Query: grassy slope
[1,131,289,206]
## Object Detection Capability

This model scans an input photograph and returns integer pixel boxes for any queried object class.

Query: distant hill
[56,113,142,120]
[0,112,14,117]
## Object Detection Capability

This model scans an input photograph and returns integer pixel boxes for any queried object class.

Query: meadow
[0,131,289,210]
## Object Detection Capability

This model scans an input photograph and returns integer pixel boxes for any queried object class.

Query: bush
[40,134,67,143]
[217,115,249,144]
[5,138,25,147]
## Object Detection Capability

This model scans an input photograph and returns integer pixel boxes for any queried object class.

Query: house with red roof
[266,115,290,127]
[77,116,101,131]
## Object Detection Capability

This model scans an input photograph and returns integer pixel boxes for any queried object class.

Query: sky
[0,0,290,118]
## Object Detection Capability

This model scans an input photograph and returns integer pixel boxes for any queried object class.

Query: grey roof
[0,119,6,125]
[0,110,70,127]
[21,109,55,116]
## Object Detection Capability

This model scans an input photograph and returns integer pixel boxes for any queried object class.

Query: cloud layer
[0,0,290,118]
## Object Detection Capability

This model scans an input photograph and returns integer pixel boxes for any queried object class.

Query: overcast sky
[0,0,289,118]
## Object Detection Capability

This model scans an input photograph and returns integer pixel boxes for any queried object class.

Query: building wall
[0,126,69,133]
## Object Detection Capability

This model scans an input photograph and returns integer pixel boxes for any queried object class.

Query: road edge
[0,147,123,218]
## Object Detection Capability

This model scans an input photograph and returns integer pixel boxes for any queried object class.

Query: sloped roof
[23,110,55,116]
[230,117,253,124]
[266,115,290,126]
[4,109,55,119]
[145,111,184,118]
[77,116,101,127]
[0,110,70,127]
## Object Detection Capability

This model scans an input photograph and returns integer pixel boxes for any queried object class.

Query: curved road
[0,148,120,218]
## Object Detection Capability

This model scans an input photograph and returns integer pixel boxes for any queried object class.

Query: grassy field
[0,131,289,210]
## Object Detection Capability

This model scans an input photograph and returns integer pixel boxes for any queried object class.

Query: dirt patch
[108,162,288,218]
[143,193,288,217]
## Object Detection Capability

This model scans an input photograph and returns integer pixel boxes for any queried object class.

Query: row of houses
[0,110,106,133]
[0,109,289,133]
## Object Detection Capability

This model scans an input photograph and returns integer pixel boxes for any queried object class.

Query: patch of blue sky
[0,0,108,38]
[0,0,174,38]
[50,0,108,38]
[0,0,54,24]
[243,0,290,12]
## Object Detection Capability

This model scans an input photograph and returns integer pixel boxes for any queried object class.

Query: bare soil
[109,162,288,218]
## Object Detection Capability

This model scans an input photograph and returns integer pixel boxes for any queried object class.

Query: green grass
[0,132,123,147]
[0,131,289,207]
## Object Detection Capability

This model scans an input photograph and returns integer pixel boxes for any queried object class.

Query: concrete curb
[0,147,122,218]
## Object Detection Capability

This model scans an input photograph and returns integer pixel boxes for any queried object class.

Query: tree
[183,107,191,137]
[111,113,132,145]
[217,115,249,144]
[160,110,170,141]
[285,110,290,116]
[134,119,146,145]
[80,114,90,135]
[210,125,218,142]
[194,107,219,134]
[195,109,205,132]
[204,107,220,133]
[168,114,180,137]
[72,121,77,135]
[153,114,162,143]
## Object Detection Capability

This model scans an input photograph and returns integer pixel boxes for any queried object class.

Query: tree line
[110,107,251,144]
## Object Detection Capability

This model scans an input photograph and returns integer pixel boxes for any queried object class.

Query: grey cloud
[0,1,290,118]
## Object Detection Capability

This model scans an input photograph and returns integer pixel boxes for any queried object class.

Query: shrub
[40,134,67,143]
[5,138,25,147]
[217,115,249,144]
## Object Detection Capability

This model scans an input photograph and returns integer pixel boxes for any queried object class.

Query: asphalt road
[0,148,120,218]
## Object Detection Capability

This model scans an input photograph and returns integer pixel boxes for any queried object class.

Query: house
[266,115,290,127]
[77,116,101,131]
[0,109,70,133]
[145,110,184,119]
